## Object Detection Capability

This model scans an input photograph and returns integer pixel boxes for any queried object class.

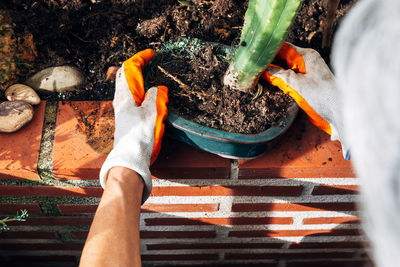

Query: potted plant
[146,0,303,159]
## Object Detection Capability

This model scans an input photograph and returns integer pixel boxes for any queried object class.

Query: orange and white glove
[99,49,168,203]
[263,43,349,159]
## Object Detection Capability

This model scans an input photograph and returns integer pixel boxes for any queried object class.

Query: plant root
[157,65,219,101]
[252,83,264,101]
[158,66,190,90]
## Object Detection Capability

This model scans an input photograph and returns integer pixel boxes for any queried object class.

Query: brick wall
[0,101,372,267]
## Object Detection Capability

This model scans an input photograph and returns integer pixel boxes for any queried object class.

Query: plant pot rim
[166,102,299,145]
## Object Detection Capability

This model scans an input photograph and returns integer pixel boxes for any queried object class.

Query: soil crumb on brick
[70,101,115,154]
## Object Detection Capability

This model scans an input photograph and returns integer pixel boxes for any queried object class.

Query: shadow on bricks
[141,112,365,265]
[0,102,368,266]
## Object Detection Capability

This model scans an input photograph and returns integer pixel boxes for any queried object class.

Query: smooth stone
[5,84,40,105]
[25,66,84,93]
[0,101,34,133]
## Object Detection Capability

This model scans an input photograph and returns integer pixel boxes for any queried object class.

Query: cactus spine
[224,0,302,92]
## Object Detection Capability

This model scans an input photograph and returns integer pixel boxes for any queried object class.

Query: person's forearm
[80,167,144,267]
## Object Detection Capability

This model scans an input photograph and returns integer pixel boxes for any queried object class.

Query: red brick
[58,204,98,214]
[141,203,219,213]
[229,229,361,238]
[0,185,103,197]
[0,231,58,239]
[142,254,218,261]
[238,113,355,179]
[71,230,216,240]
[145,217,293,226]
[286,261,370,267]
[225,252,354,260]
[52,101,114,180]
[151,137,231,179]
[303,216,360,225]
[0,101,46,180]
[52,102,231,181]
[140,231,216,239]
[58,204,219,215]
[7,217,93,226]
[0,243,84,250]
[147,242,284,250]
[0,203,42,215]
[232,202,357,212]
[289,242,364,249]
[312,185,359,195]
[151,185,302,197]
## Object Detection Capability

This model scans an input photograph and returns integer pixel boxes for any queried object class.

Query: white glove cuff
[99,156,153,204]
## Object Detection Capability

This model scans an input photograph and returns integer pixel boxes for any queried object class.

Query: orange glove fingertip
[123,49,157,106]
[150,85,169,165]
[277,43,306,74]
[131,49,155,67]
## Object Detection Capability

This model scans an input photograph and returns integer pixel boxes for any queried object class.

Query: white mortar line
[291,216,304,227]
[139,224,362,231]
[140,211,360,218]
[140,235,367,244]
[140,240,147,253]
[141,258,359,265]
[218,196,234,213]
[301,183,316,196]
[151,178,359,186]
[281,242,291,249]
[140,248,366,255]
[146,195,360,203]
[229,160,239,180]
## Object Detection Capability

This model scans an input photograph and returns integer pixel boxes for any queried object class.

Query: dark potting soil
[146,38,293,134]
[1,0,357,133]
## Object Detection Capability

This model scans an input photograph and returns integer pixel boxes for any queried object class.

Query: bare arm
[79,167,144,267]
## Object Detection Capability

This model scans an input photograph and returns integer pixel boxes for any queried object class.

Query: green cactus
[224,0,302,92]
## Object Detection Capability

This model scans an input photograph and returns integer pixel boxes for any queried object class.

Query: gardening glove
[263,43,350,160]
[99,49,168,203]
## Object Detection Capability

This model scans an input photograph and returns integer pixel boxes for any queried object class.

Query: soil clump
[147,39,293,134]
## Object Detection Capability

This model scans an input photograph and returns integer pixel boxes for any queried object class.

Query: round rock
[5,84,40,105]
[0,101,34,133]
[25,66,84,93]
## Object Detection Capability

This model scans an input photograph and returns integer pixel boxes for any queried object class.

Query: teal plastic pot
[146,38,299,159]
[165,103,298,159]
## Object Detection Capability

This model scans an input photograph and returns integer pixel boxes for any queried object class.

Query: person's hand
[263,43,349,159]
[99,49,168,203]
